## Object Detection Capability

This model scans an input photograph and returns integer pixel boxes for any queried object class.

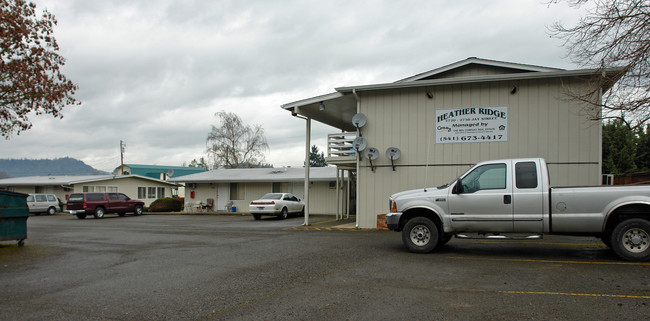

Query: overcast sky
[1,0,590,172]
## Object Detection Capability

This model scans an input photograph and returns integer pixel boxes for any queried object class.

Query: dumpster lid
[0,191,29,197]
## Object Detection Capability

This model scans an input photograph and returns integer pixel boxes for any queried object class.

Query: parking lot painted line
[448,256,650,266]
[498,290,650,300]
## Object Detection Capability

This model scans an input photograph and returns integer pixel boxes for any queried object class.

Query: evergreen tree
[636,125,650,171]
[309,145,327,167]
[602,120,638,174]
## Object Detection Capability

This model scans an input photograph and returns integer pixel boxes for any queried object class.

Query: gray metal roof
[169,166,345,183]
[395,57,563,83]
[335,67,625,93]
[0,174,177,186]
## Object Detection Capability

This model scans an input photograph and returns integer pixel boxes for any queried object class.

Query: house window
[83,185,113,192]
[138,187,146,199]
[230,183,244,200]
[272,182,288,193]
[157,187,165,198]
[35,186,45,193]
[147,187,156,199]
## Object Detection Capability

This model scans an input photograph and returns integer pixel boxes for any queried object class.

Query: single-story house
[281,57,624,228]
[170,166,349,217]
[0,174,178,208]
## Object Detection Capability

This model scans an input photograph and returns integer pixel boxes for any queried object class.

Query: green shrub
[148,198,183,212]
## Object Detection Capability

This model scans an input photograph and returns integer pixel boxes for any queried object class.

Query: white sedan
[249,193,305,220]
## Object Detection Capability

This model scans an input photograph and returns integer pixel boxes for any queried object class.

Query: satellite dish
[351,113,367,130]
[364,147,379,160]
[167,169,174,178]
[353,137,367,151]
[365,147,379,172]
[352,137,367,160]
[386,147,401,171]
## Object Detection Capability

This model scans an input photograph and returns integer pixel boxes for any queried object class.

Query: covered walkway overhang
[281,92,360,226]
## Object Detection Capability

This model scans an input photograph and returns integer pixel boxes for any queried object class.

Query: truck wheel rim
[410,225,430,246]
[622,228,649,253]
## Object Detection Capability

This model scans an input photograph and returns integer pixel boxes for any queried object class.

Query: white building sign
[435,106,509,144]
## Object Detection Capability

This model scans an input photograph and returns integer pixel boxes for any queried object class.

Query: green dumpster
[0,191,29,246]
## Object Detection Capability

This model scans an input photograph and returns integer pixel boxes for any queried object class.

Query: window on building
[157,187,165,198]
[272,182,288,193]
[83,185,113,192]
[230,183,244,200]
[35,186,45,193]
[147,187,156,199]
[138,187,146,199]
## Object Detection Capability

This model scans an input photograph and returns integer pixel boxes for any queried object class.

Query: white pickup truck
[386,158,650,261]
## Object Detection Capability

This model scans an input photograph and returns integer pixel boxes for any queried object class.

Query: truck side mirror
[452,179,463,194]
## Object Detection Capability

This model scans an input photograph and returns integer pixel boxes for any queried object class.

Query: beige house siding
[184,180,342,215]
[10,186,70,203]
[355,77,601,228]
[0,176,175,208]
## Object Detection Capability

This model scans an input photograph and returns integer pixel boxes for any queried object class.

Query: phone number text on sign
[435,106,508,144]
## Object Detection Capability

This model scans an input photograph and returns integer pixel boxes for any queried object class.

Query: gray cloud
[0,0,585,171]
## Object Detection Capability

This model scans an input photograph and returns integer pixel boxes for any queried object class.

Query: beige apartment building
[282,58,624,228]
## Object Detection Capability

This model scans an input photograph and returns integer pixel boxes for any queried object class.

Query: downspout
[290,109,311,226]
[352,89,360,228]
[597,84,603,182]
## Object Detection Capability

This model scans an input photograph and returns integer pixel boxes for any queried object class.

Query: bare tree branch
[206,111,269,169]
[548,0,650,129]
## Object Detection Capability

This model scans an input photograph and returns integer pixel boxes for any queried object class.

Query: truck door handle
[504,195,511,204]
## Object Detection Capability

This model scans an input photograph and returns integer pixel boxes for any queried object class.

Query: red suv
[66,192,144,219]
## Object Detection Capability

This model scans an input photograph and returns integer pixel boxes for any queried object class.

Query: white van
[26,194,60,215]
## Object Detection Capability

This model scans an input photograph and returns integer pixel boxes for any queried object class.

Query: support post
[303,118,311,226]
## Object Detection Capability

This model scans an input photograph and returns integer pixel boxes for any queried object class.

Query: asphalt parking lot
[1,214,649,320]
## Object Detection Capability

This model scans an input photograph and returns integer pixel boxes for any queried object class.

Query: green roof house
[114,164,206,181]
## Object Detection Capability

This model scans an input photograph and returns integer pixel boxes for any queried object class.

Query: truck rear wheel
[611,219,650,262]
[402,217,439,253]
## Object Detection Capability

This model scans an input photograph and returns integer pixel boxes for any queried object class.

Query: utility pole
[120,140,126,174]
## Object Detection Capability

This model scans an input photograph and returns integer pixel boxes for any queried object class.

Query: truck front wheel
[402,217,439,253]
[93,207,105,219]
[611,219,650,262]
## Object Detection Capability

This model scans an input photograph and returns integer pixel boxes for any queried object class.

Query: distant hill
[0,157,108,178]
